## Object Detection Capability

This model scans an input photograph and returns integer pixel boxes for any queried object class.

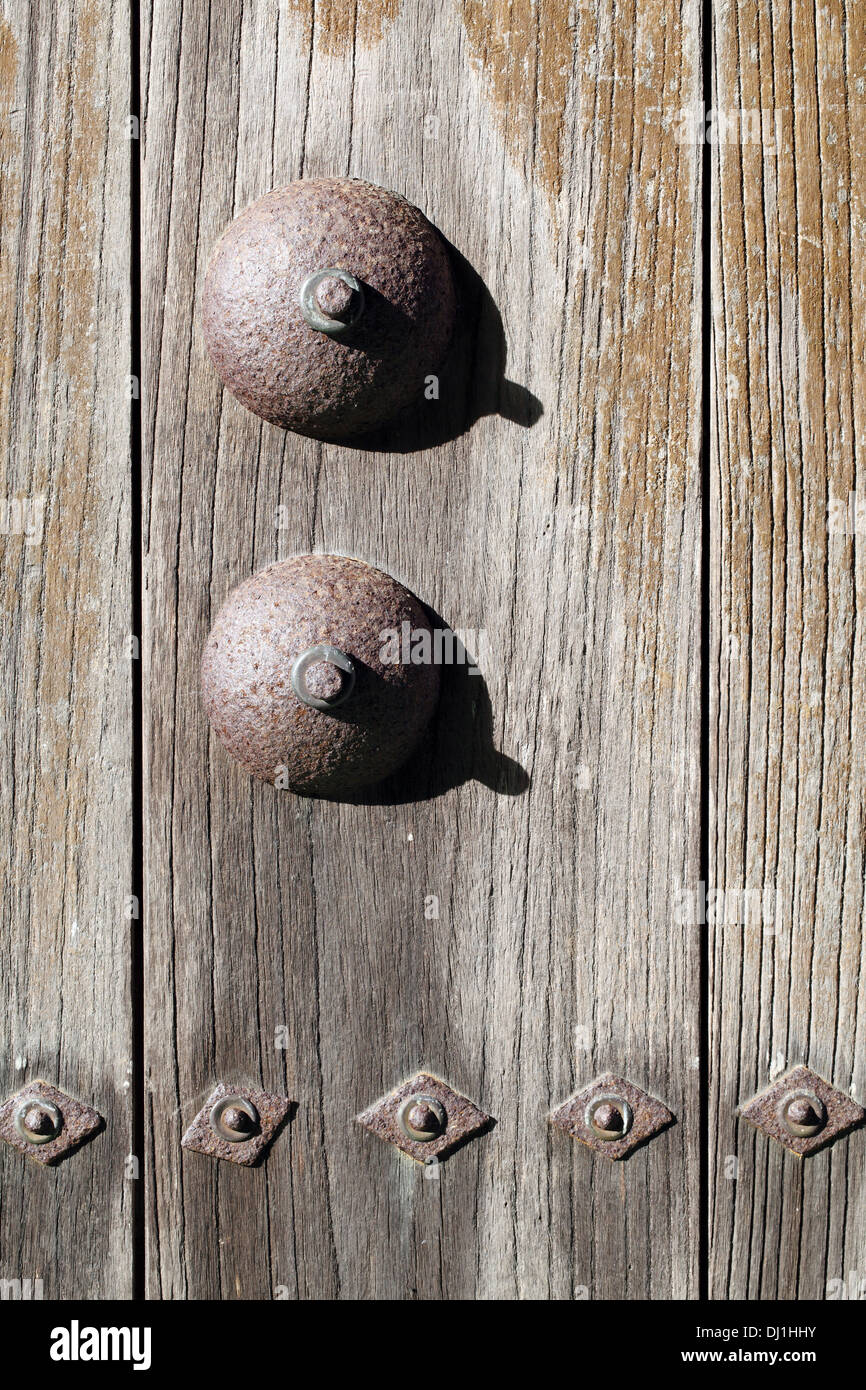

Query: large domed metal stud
[201,554,441,797]
[201,178,457,440]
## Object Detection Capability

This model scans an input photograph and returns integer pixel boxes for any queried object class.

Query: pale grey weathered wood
[709,0,866,1299]
[0,0,133,1298]
[143,0,701,1298]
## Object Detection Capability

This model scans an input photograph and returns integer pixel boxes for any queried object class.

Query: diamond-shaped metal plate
[0,1080,104,1166]
[738,1065,865,1157]
[357,1071,492,1163]
[550,1072,675,1160]
[181,1083,292,1167]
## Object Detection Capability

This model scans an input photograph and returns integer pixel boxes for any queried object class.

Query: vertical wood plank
[710,0,866,1298]
[0,0,133,1297]
[143,0,701,1299]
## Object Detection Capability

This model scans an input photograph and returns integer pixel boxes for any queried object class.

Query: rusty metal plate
[0,1080,104,1166]
[738,1064,865,1157]
[181,1083,292,1168]
[357,1071,492,1163]
[550,1072,675,1161]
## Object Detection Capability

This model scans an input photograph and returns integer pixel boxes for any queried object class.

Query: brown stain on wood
[1,0,132,1296]
[567,2,699,653]
[459,0,573,200]
[288,0,401,54]
[21,0,107,847]
[38,0,103,392]
[0,16,18,104]
[0,16,20,468]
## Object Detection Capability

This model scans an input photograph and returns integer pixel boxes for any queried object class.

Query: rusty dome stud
[201,178,457,440]
[550,1074,674,1161]
[357,1072,492,1164]
[0,1081,103,1166]
[201,554,440,798]
[182,1084,292,1167]
[738,1065,864,1156]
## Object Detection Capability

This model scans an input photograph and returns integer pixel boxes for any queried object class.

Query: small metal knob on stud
[780,1091,826,1138]
[300,268,364,336]
[585,1094,633,1141]
[14,1099,62,1145]
[397,1094,447,1143]
[291,644,356,712]
[210,1095,260,1143]
[591,1102,624,1135]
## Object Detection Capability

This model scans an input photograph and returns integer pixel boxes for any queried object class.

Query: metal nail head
[210,1095,260,1143]
[585,1094,634,1141]
[780,1091,826,1138]
[358,1072,490,1164]
[14,1099,62,1145]
[738,1064,864,1156]
[291,644,356,713]
[300,268,364,336]
[397,1094,447,1143]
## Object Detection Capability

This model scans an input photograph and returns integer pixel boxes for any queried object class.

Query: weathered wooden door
[0,0,863,1303]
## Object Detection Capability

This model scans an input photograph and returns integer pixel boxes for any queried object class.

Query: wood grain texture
[709,0,866,1298]
[142,0,701,1299]
[0,0,132,1297]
